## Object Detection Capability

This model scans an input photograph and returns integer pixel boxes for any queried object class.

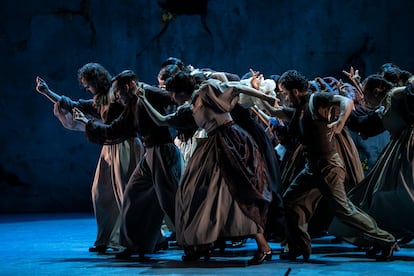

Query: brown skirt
[175,124,269,246]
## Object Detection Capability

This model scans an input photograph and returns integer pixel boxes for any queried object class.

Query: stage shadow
[53,242,414,269]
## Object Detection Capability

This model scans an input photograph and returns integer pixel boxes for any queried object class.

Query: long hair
[77,63,112,96]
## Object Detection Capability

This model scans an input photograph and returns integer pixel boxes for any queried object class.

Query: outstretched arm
[35,76,63,103]
[226,81,276,105]
[260,100,293,122]
[37,76,86,131]
[201,79,277,113]
[137,89,176,126]
[54,104,85,131]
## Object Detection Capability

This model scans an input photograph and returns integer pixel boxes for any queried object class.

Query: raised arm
[342,66,365,105]
[35,76,63,103]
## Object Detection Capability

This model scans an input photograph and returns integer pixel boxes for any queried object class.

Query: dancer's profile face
[279,83,300,107]
[111,81,129,105]
[81,79,97,95]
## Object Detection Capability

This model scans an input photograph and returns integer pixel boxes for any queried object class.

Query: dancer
[332,75,414,245]
[261,70,397,261]
[35,63,144,253]
[73,70,182,258]
[139,75,279,265]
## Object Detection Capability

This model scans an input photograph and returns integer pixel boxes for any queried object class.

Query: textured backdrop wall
[1,0,413,213]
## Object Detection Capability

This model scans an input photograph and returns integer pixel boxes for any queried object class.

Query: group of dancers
[34,58,414,264]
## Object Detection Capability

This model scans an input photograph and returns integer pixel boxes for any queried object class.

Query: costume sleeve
[59,97,101,119]
[78,99,101,119]
[144,85,174,110]
[84,101,137,145]
[168,104,198,131]
[346,108,385,139]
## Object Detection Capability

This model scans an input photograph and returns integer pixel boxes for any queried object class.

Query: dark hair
[377,63,399,75]
[312,92,333,110]
[161,57,185,70]
[77,63,112,95]
[362,74,393,94]
[383,67,412,86]
[111,70,138,86]
[158,64,181,81]
[165,71,196,97]
[279,70,309,92]
[382,67,401,85]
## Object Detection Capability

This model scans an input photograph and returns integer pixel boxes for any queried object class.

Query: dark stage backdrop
[0,0,412,213]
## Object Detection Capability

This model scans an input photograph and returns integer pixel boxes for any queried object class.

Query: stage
[0,213,413,275]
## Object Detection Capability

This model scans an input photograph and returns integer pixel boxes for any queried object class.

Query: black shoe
[182,245,212,262]
[248,250,272,265]
[115,249,133,259]
[155,240,169,252]
[213,238,226,252]
[280,248,310,261]
[366,243,381,257]
[89,246,107,253]
[376,241,400,261]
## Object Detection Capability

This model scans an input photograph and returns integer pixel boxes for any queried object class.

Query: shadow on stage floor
[0,213,413,275]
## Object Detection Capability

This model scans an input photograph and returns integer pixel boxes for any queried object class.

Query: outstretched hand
[249,68,263,90]
[342,66,365,104]
[342,66,361,83]
[35,76,49,95]
[72,107,89,124]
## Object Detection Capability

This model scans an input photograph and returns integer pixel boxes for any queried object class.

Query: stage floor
[0,213,413,275]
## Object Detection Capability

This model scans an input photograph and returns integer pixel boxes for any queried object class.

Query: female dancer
[140,75,278,265]
[332,75,414,246]
[35,64,144,252]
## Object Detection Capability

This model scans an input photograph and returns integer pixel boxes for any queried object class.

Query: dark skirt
[330,126,414,241]
[175,123,272,246]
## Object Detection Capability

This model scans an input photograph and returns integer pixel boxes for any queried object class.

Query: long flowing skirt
[92,137,144,248]
[330,126,414,241]
[176,124,271,246]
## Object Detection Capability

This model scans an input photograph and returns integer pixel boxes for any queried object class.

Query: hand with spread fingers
[72,107,89,124]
